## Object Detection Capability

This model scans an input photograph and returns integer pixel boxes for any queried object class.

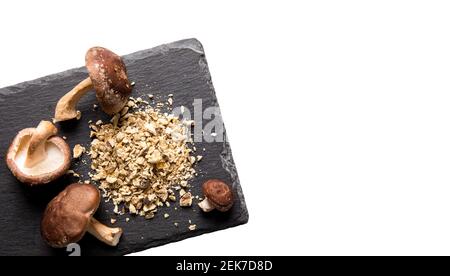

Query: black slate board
[0,39,248,256]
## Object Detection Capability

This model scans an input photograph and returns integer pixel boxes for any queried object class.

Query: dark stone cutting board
[0,39,248,256]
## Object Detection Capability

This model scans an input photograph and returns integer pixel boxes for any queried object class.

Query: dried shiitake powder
[88,97,197,219]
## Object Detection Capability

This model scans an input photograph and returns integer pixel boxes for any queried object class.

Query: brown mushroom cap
[202,179,234,212]
[5,128,71,186]
[41,183,100,248]
[85,47,132,115]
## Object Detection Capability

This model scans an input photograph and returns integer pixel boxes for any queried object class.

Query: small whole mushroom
[54,47,132,122]
[6,120,71,185]
[198,179,234,212]
[41,183,123,248]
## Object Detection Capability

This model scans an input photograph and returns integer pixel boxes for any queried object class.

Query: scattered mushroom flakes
[66,170,80,178]
[73,144,85,159]
[188,224,197,231]
[180,192,193,207]
[88,98,198,219]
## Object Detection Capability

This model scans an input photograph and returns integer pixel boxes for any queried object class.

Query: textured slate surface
[0,39,248,256]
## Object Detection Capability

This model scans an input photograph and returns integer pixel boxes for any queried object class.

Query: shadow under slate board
[0,39,248,256]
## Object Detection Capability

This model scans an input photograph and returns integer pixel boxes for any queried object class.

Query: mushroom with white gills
[41,183,123,248]
[5,120,71,186]
[54,47,132,122]
[198,179,234,212]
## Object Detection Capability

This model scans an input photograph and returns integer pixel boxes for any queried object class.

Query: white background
[1,0,450,256]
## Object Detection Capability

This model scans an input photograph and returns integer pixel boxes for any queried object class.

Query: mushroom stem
[87,217,122,246]
[54,77,93,122]
[25,121,57,168]
[198,197,215,212]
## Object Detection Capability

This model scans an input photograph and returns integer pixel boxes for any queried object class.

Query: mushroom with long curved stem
[54,47,132,122]
[41,183,123,248]
[198,179,234,212]
[6,120,71,185]
[53,78,92,122]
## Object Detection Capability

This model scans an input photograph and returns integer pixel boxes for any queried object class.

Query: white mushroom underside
[15,136,65,176]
